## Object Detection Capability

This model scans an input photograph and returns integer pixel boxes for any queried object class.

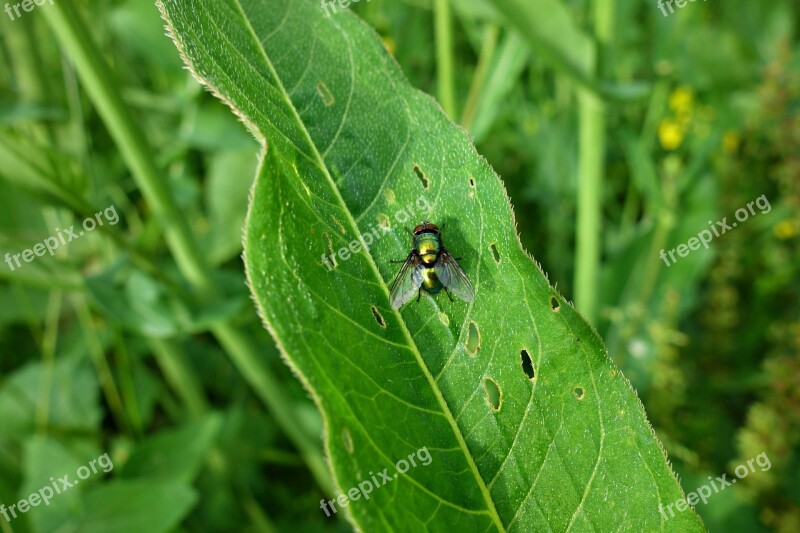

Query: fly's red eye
[413,222,440,235]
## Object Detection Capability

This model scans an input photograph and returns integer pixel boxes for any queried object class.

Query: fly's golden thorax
[414,232,441,265]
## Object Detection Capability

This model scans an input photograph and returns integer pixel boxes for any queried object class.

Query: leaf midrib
[226,1,505,529]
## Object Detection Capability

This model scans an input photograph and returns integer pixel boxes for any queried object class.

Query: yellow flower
[775,220,797,240]
[669,87,694,114]
[723,131,740,154]
[659,119,685,150]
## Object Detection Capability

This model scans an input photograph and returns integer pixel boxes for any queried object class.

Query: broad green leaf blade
[158,1,705,531]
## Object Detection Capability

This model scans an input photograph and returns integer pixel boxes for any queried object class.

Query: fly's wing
[389,252,424,309]
[434,249,475,302]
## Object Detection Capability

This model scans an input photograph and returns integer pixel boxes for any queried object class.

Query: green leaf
[78,480,197,533]
[0,357,101,438]
[204,149,259,265]
[158,1,705,530]
[119,413,222,483]
[85,262,247,337]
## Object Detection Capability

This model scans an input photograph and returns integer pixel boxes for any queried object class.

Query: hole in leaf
[413,164,430,190]
[342,427,354,453]
[469,177,476,188]
[465,321,480,355]
[484,377,502,411]
[489,243,501,264]
[520,350,535,380]
[371,306,386,328]
[332,216,346,234]
[383,188,396,204]
[316,81,335,106]
[377,213,391,230]
[322,232,336,269]
[550,296,560,312]
[439,311,450,327]
[574,387,585,400]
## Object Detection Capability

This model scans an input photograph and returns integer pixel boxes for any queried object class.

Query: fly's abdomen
[421,267,442,293]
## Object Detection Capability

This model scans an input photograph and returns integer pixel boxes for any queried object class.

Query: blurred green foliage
[0,0,798,531]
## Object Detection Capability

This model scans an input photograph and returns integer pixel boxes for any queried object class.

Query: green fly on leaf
[389,222,475,308]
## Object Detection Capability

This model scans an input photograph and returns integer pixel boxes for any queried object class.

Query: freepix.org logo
[320,447,432,517]
[0,452,113,524]
[659,194,770,267]
[4,205,119,272]
[4,0,55,22]
[658,451,771,521]
[321,195,431,270]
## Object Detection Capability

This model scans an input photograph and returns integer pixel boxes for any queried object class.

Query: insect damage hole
[520,349,535,380]
[371,306,386,328]
[549,295,560,312]
[377,213,391,230]
[413,164,430,190]
[484,377,502,412]
[574,387,585,400]
[468,177,476,188]
[332,216,346,234]
[489,243,501,264]
[342,427,354,454]
[465,321,480,356]
[316,81,335,106]
[321,232,336,269]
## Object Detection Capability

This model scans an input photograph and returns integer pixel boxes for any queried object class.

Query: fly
[389,221,475,309]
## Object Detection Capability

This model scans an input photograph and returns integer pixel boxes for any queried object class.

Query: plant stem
[574,90,604,323]
[434,0,456,119]
[461,25,498,131]
[149,337,208,419]
[574,0,615,322]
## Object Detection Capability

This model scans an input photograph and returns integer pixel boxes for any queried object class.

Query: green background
[0,0,798,531]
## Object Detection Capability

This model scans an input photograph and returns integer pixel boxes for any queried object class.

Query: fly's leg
[416,288,422,302]
[444,287,454,302]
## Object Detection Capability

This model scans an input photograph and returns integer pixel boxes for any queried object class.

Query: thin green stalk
[461,25,498,131]
[574,90,604,323]
[114,331,144,437]
[43,0,331,494]
[76,297,132,435]
[35,288,61,433]
[574,0,615,322]
[149,337,208,418]
[434,0,456,119]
